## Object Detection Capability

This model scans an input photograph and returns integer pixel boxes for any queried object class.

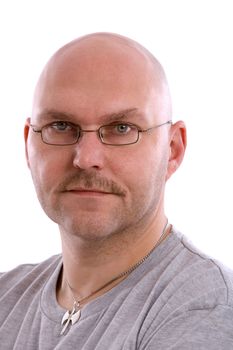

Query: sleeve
[140,305,233,350]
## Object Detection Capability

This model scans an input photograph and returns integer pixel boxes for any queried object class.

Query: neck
[57,214,170,309]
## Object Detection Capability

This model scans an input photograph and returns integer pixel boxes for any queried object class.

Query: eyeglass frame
[30,120,172,146]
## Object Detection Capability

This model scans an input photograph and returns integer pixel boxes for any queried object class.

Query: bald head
[32,32,172,124]
[54,32,167,81]
[26,33,186,241]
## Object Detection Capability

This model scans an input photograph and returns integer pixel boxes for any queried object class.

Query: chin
[59,216,119,242]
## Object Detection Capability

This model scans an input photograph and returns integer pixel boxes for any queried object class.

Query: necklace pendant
[60,307,81,335]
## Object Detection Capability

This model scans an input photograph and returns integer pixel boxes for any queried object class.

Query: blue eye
[50,121,73,132]
[115,124,131,134]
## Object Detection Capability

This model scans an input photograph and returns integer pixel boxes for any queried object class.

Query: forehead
[32,35,169,124]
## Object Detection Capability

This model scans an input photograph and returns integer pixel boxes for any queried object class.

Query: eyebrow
[36,108,139,124]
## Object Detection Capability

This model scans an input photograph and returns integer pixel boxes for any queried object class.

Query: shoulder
[137,231,233,348]
[0,254,62,298]
[176,231,233,308]
[140,228,233,327]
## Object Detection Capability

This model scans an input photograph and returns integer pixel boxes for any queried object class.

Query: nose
[72,130,105,170]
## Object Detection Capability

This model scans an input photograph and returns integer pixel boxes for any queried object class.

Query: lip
[66,188,113,196]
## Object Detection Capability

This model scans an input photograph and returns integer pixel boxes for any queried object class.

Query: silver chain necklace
[60,220,170,335]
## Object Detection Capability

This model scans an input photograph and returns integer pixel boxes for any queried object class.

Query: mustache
[57,171,126,196]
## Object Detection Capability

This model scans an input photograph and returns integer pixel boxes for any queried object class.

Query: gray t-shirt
[0,229,233,349]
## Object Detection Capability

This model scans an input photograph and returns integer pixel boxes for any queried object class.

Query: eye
[114,123,132,134]
[49,121,74,132]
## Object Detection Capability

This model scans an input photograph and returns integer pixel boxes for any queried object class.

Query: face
[25,37,180,242]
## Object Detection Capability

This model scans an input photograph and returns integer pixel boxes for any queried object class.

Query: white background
[0,0,232,271]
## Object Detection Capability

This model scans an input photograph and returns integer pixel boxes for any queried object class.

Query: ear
[166,121,187,180]
[24,118,31,168]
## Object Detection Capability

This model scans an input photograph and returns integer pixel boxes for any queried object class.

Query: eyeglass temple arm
[140,120,172,133]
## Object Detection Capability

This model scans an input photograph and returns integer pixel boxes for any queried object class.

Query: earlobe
[166,121,187,180]
[24,118,31,168]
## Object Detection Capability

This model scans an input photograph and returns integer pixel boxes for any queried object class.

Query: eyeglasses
[30,120,172,146]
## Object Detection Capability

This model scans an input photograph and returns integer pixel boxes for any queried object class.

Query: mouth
[60,175,126,197]
[66,187,114,196]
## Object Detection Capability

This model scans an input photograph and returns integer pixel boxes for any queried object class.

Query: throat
[58,220,171,335]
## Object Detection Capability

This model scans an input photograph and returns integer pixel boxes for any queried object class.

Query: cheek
[130,145,168,191]
[28,144,68,192]
[113,148,158,192]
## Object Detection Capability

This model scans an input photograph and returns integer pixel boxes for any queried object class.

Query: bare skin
[24,33,186,309]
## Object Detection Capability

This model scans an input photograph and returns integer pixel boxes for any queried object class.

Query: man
[0,32,232,349]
